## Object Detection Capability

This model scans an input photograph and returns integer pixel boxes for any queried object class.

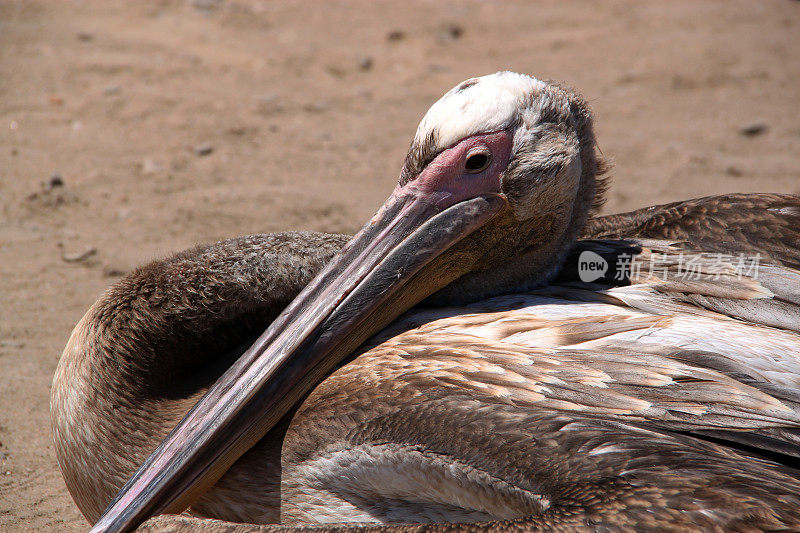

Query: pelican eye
[464,151,491,173]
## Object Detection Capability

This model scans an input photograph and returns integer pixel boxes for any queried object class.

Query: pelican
[51,72,800,532]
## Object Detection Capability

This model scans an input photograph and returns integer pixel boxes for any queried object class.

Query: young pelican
[51,72,800,532]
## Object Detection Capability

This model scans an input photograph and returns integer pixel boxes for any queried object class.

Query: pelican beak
[90,131,513,533]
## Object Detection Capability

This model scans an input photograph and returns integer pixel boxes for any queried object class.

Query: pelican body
[51,73,800,532]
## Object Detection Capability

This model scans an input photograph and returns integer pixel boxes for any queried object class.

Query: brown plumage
[583,193,800,269]
[51,73,800,532]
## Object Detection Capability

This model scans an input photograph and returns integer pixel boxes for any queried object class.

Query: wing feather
[582,193,800,269]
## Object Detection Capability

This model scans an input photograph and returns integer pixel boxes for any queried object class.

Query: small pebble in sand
[358,56,374,72]
[47,173,64,189]
[0,341,25,349]
[61,247,98,263]
[103,265,127,278]
[438,23,464,42]
[192,0,222,13]
[141,158,160,175]
[304,101,330,113]
[103,85,121,96]
[726,166,744,177]
[739,123,768,137]
[194,143,214,156]
[386,30,405,41]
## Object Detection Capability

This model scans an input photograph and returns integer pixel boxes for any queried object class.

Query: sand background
[1,1,799,530]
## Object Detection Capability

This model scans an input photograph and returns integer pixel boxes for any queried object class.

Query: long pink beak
[90,157,509,532]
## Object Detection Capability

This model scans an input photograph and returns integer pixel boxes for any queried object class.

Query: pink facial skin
[400,130,514,208]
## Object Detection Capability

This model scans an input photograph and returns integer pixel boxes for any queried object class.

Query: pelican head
[87,72,606,532]
[405,72,605,304]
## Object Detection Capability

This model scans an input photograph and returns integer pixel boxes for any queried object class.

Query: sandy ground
[1,1,799,530]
